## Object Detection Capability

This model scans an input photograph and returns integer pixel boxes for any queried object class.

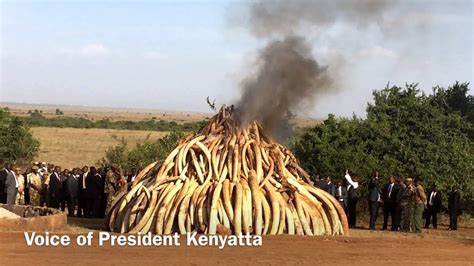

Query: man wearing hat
[400,178,415,232]
[28,165,42,206]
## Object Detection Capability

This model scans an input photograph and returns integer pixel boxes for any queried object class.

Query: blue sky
[1,0,472,118]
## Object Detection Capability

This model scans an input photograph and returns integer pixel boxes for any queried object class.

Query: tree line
[290,82,473,210]
[20,110,207,132]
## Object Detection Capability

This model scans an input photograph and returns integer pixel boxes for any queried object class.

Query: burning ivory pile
[107,106,348,236]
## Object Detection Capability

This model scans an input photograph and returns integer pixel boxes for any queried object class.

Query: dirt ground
[1,225,473,265]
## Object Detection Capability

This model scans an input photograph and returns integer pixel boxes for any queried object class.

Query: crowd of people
[0,162,464,232]
[0,162,137,218]
[314,170,463,232]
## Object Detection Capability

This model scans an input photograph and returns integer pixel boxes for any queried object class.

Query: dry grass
[31,127,168,169]
[2,103,322,168]
[2,103,210,123]
[2,102,322,127]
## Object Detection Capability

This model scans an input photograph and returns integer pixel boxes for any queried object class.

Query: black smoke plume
[235,0,393,138]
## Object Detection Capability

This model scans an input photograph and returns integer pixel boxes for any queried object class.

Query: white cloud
[79,44,109,56]
[358,45,397,59]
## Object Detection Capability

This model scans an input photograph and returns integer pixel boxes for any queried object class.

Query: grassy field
[2,102,321,128]
[2,103,321,168]
[31,127,168,169]
[2,103,211,123]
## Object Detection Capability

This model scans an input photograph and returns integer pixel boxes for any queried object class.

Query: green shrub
[99,130,185,172]
[18,114,207,132]
[0,110,40,164]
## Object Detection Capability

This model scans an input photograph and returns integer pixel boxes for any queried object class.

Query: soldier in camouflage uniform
[104,165,126,214]
[400,178,415,232]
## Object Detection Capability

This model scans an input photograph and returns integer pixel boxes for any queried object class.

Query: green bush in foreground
[0,110,40,164]
[99,130,184,172]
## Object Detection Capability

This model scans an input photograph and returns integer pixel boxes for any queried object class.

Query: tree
[0,110,40,164]
[291,83,473,210]
[55,108,64,115]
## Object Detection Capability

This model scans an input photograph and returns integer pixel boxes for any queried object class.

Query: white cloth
[337,187,343,201]
[344,174,359,189]
[82,172,88,189]
[429,191,436,205]
[12,171,19,188]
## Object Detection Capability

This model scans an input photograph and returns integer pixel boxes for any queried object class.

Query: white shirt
[388,183,394,198]
[12,171,19,188]
[344,174,359,189]
[53,172,60,181]
[429,191,437,205]
[82,172,88,189]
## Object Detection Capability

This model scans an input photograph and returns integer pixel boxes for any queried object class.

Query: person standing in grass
[413,178,427,233]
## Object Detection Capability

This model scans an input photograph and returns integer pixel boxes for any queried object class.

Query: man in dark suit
[85,167,104,218]
[77,166,89,217]
[448,186,461,231]
[316,175,328,192]
[335,180,348,212]
[65,168,80,217]
[394,178,406,231]
[325,176,336,197]
[23,167,31,205]
[382,176,400,231]
[345,170,359,228]
[368,171,381,230]
[59,169,69,211]
[127,168,137,183]
[48,166,62,209]
[0,163,11,203]
[425,184,442,229]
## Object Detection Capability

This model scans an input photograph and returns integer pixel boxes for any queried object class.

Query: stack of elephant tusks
[107,105,349,236]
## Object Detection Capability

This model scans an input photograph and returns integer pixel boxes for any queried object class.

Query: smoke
[248,0,391,37]
[238,36,331,132]
[235,0,394,137]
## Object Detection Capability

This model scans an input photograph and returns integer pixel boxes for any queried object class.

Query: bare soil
[1,226,472,265]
